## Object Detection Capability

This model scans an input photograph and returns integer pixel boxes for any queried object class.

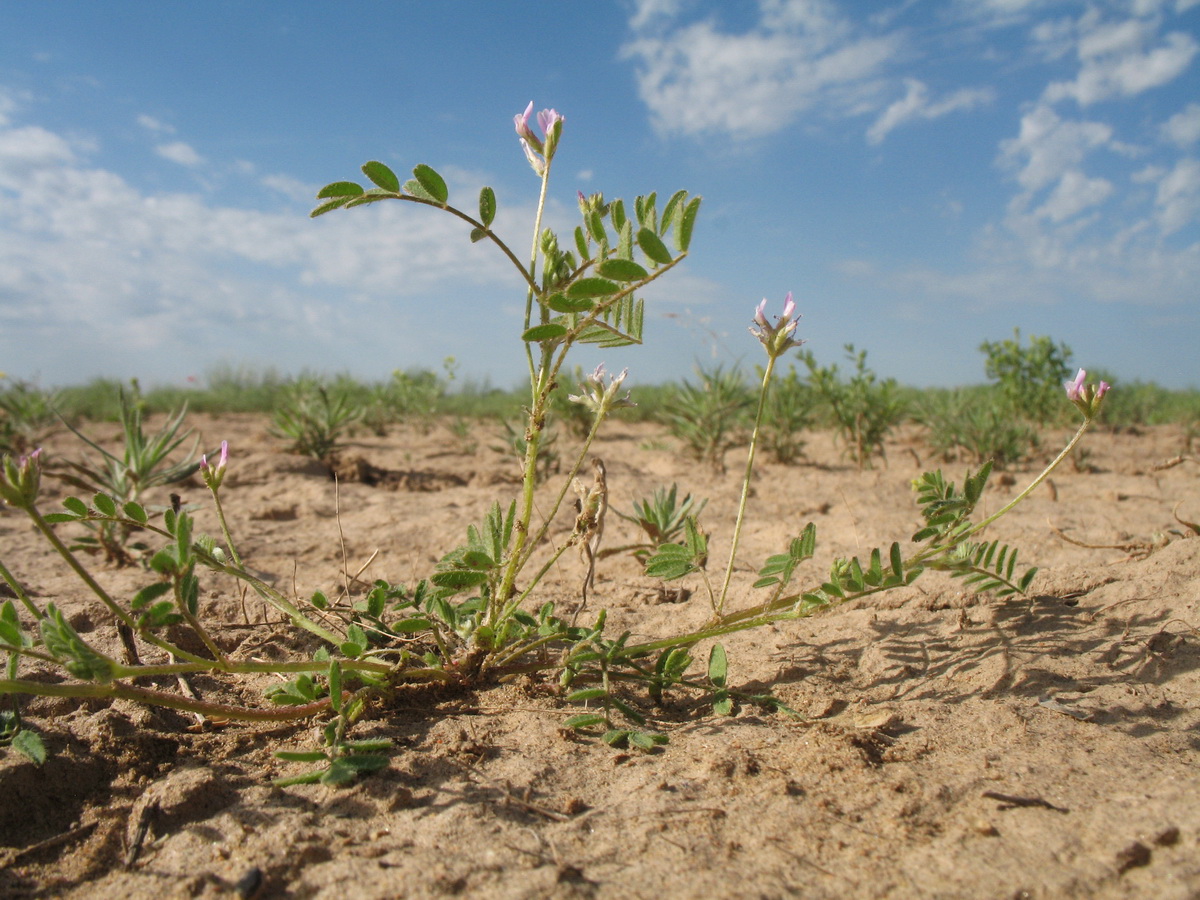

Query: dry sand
[1,415,1197,899]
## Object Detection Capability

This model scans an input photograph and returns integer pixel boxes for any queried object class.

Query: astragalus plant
[0,102,1110,776]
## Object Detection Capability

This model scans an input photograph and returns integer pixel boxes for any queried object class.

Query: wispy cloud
[867,78,995,145]
[136,114,175,135]
[1041,12,1198,106]
[1162,102,1200,146]
[0,101,522,381]
[155,140,204,167]
[622,0,902,140]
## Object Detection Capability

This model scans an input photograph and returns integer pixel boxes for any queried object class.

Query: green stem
[0,556,42,620]
[208,486,245,570]
[716,355,776,614]
[522,168,553,379]
[961,417,1093,542]
[23,504,212,665]
[493,165,556,627]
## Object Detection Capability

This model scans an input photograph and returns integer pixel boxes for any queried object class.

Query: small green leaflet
[361,161,400,193]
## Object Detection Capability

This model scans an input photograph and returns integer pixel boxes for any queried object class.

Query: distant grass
[22,366,1200,434]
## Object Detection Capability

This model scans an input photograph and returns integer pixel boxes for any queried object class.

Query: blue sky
[1,1,1197,392]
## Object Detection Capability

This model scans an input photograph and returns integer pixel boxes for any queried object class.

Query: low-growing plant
[0,378,62,455]
[662,363,751,473]
[365,358,456,435]
[54,381,202,564]
[607,483,708,560]
[758,362,814,464]
[980,328,1073,427]
[271,378,362,462]
[918,389,1037,466]
[803,345,905,469]
[0,102,1112,783]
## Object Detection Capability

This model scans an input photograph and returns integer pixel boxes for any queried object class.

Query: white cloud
[1162,102,1200,146]
[1153,156,1200,234]
[998,104,1112,192]
[136,114,175,134]
[261,173,314,203]
[0,115,522,382]
[1043,15,1198,106]
[867,78,994,144]
[1034,168,1114,222]
[155,141,204,166]
[622,0,902,139]
[0,125,77,189]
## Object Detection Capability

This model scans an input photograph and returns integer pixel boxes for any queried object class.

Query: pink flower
[1064,369,1111,419]
[1064,369,1087,402]
[514,101,565,177]
[750,292,802,358]
[200,440,229,489]
[514,101,541,151]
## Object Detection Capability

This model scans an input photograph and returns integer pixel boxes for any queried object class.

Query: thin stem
[520,405,607,570]
[208,486,245,569]
[393,195,537,295]
[522,168,553,379]
[493,165,555,626]
[0,556,42,620]
[25,506,135,630]
[961,417,1093,542]
[716,355,776,614]
[23,504,211,665]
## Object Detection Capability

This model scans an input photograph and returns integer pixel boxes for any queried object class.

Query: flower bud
[0,448,42,508]
[200,440,229,490]
[1064,370,1111,420]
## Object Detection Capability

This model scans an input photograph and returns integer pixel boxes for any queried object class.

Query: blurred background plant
[979,329,1073,428]
[803,345,905,470]
[661,363,751,473]
[757,363,814,464]
[0,377,62,455]
[271,377,362,463]
[362,358,457,436]
[916,388,1038,467]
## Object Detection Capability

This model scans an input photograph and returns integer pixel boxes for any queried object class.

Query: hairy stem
[716,355,777,614]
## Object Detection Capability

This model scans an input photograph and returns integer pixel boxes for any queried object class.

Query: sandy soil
[1,414,1197,899]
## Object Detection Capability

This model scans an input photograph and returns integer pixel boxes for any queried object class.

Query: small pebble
[235,866,264,899]
[1115,841,1151,874]
[1153,826,1180,847]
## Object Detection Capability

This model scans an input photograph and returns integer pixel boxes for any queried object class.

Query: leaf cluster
[802,346,905,470]
[611,483,707,557]
[661,364,751,473]
[980,328,1073,427]
[271,379,362,462]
